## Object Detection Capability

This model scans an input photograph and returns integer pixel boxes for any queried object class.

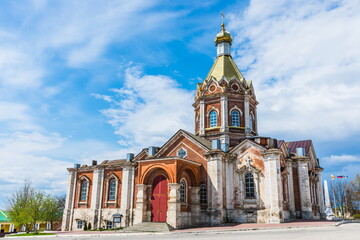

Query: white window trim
[78,176,90,205]
[105,173,120,206]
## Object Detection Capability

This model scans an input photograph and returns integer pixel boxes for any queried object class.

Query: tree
[6,180,64,232]
[330,175,360,218]
[41,195,64,230]
[6,180,38,232]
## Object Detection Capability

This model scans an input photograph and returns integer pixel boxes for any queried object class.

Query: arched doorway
[151,175,168,222]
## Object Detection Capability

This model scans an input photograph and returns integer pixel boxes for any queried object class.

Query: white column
[200,99,205,135]
[317,172,326,218]
[225,159,234,209]
[61,170,77,231]
[167,183,181,228]
[121,164,135,227]
[286,162,296,215]
[190,186,201,225]
[297,158,313,219]
[206,151,225,224]
[220,95,228,132]
[133,184,147,225]
[90,168,104,229]
[263,149,284,223]
[244,96,250,134]
[10,224,14,232]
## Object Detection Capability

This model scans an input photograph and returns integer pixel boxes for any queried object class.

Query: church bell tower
[193,23,258,147]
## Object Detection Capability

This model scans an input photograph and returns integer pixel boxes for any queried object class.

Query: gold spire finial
[215,12,232,44]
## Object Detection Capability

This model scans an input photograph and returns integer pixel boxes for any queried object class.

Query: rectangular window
[106,221,113,229]
[77,220,83,229]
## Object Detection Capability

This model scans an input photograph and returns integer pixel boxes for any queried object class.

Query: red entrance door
[151,175,168,222]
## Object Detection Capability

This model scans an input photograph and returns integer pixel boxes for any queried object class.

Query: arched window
[108,179,116,201]
[179,178,187,203]
[249,113,254,131]
[209,111,217,127]
[231,110,240,127]
[245,173,255,199]
[199,184,207,204]
[80,181,88,201]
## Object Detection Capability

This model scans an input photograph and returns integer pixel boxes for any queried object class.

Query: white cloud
[0,131,68,205]
[229,0,360,140]
[0,102,39,131]
[321,154,360,166]
[96,66,194,149]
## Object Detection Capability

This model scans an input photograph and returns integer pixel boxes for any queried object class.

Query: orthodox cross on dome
[221,12,225,26]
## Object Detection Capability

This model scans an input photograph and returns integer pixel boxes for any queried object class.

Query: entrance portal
[151,175,168,222]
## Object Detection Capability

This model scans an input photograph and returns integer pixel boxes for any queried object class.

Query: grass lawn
[8,232,55,237]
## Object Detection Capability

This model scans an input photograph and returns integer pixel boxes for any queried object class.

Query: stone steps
[124,222,173,232]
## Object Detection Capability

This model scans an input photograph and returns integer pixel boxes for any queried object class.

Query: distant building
[0,210,16,233]
[62,23,325,231]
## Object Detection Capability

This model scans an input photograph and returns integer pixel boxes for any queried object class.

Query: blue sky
[0,0,359,207]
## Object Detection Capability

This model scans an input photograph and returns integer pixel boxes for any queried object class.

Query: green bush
[83,222,88,231]
[88,223,92,230]
[353,214,360,219]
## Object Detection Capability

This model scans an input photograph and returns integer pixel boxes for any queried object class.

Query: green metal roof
[0,210,11,222]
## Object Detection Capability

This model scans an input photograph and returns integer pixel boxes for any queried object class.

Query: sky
[0,0,359,207]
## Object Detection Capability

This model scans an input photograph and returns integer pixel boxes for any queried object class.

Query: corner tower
[193,23,258,147]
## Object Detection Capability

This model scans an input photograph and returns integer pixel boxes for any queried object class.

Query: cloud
[0,102,40,131]
[229,0,360,140]
[0,131,68,205]
[321,154,360,166]
[96,65,194,149]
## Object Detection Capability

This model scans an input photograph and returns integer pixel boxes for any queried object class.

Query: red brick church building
[61,23,325,231]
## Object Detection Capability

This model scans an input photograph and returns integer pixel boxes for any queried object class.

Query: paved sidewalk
[51,220,338,237]
[173,220,338,233]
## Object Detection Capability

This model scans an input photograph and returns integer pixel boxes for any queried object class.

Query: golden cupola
[214,23,233,45]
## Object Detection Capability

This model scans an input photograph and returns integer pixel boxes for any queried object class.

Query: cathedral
[61,23,325,231]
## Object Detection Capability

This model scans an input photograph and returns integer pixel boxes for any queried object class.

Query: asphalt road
[58,223,360,240]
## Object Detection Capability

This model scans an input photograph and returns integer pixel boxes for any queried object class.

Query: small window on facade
[232,110,240,127]
[245,173,255,199]
[179,178,187,203]
[106,221,113,229]
[108,179,116,201]
[209,111,217,127]
[80,181,88,201]
[77,220,84,229]
[177,148,187,158]
[199,184,207,204]
[249,113,254,131]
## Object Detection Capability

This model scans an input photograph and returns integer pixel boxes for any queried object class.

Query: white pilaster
[225,159,234,209]
[121,165,135,226]
[90,168,104,229]
[61,170,77,231]
[297,158,313,219]
[286,162,296,215]
[206,151,225,224]
[190,186,201,225]
[263,149,284,223]
[167,183,181,228]
[244,96,250,134]
[200,99,205,135]
[220,95,228,132]
[133,184,147,225]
